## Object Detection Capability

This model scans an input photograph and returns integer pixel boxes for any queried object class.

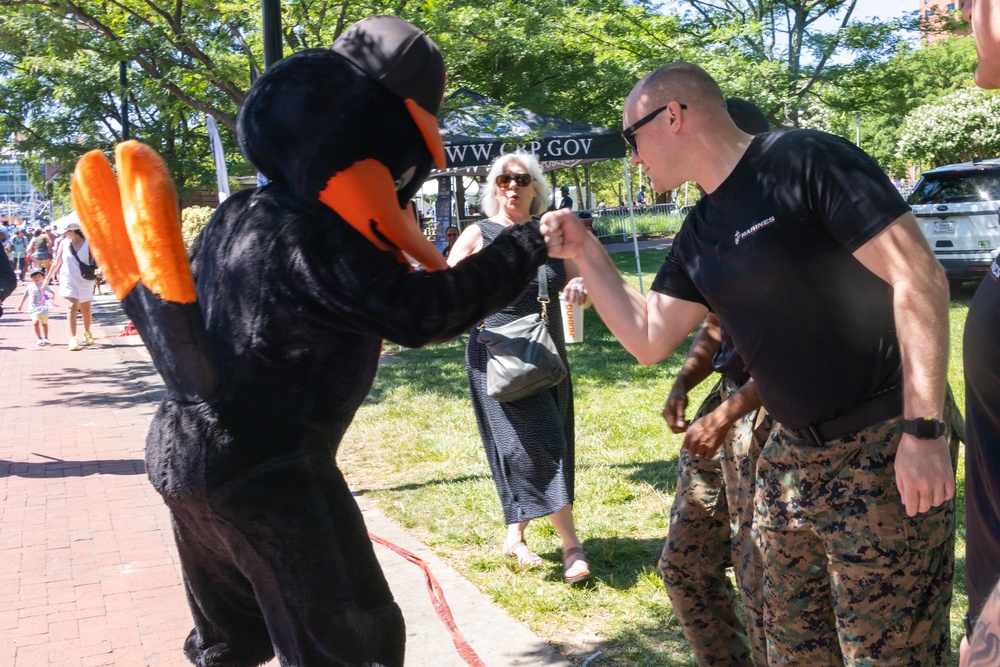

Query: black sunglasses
[496,173,533,187]
[622,103,687,153]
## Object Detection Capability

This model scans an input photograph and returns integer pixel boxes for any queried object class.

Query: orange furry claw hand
[71,150,140,300]
[115,141,197,304]
[71,140,196,305]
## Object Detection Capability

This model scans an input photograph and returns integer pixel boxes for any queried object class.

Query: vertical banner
[435,177,452,249]
[206,115,231,203]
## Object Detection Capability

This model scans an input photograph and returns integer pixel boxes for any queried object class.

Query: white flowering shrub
[898,87,1000,167]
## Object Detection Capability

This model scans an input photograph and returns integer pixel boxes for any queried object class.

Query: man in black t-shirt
[657,96,772,667]
[541,62,956,665]
[558,185,573,210]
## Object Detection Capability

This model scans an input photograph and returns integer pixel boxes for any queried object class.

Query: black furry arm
[315,222,548,347]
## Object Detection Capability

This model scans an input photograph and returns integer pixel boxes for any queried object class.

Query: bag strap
[476,264,550,331]
[536,265,549,320]
[68,240,93,267]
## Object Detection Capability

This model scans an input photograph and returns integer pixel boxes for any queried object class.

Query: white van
[908,158,1000,289]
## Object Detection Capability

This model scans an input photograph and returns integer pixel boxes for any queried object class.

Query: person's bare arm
[562,259,590,307]
[446,224,484,267]
[683,378,762,458]
[853,211,953,517]
[541,209,707,365]
[41,242,63,289]
[966,580,1000,667]
[663,313,723,433]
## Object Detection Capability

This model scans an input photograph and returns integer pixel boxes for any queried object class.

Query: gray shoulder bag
[476,265,567,402]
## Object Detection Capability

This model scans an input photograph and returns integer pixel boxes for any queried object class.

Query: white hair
[479,151,550,218]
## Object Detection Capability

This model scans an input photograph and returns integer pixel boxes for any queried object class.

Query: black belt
[794,385,903,445]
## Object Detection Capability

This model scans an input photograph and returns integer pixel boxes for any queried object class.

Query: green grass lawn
[339,248,977,666]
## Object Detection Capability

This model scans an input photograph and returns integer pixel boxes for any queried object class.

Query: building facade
[920,0,972,43]
[0,159,48,223]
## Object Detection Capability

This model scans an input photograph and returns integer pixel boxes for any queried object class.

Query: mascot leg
[214,458,405,666]
[169,509,276,667]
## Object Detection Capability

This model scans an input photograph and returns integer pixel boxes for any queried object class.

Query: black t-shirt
[712,329,749,386]
[963,257,1000,623]
[652,129,910,428]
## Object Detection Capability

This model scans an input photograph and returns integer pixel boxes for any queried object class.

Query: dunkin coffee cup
[560,294,584,343]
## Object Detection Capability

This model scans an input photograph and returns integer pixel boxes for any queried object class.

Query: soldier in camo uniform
[542,62,957,665]
[659,335,771,665]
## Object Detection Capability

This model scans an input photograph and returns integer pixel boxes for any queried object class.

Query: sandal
[563,546,591,584]
[502,539,544,568]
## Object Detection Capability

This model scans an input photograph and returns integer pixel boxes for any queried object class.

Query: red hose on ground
[368,532,487,667]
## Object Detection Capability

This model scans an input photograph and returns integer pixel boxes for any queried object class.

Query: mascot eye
[394,166,417,192]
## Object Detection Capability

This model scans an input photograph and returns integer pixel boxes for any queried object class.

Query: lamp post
[120,61,130,140]
[852,111,862,147]
[262,0,282,69]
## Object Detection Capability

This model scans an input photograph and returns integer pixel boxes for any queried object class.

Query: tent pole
[622,157,643,294]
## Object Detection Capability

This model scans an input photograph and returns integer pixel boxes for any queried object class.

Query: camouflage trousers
[756,403,961,666]
[659,377,773,666]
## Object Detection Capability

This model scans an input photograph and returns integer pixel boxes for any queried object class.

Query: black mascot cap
[237,16,446,207]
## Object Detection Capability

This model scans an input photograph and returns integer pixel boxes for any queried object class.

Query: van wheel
[948,278,966,293]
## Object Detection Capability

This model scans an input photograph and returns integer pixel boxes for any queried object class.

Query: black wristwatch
[901,417,947,439]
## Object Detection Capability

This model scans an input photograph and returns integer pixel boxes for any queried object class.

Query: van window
[907,169,1000,205]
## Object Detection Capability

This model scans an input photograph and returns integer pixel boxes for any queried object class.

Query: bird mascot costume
[70,16,547,667]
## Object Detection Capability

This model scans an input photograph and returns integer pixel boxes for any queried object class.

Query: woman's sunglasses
[496,173,533,187]
[622,102,687,153]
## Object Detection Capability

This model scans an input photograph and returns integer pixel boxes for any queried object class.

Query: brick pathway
[0,286,573,667]
[1,290,214,666]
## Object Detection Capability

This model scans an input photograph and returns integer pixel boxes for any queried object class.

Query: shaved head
[631,62,727,115]
[623,61,754,194]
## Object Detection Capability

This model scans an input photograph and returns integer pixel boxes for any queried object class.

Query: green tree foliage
[819,34,977,174]
[0,0,263,195]
[898,87,1000,167]
[0,0,971,200]
[668,0,916,128]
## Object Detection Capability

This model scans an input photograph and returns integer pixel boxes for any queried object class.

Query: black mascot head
[235,16,449,269]
[237,16,445,206]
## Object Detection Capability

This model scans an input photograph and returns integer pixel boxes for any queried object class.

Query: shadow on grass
[352,471,492,494]
[584,458,680,496]
[534,535,666,592]
[554,601,697,666]
[592,617,699,667]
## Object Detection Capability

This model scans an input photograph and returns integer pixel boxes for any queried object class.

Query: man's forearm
[894,272,949,419]
[571,235,666,364]
[716,379,762,426]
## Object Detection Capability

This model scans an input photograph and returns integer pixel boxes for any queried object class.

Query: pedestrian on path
[42,213,95,351]
[11,228,28,280]
[18,268,54,345]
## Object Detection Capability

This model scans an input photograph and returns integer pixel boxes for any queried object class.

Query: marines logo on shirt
[734,216,776,245]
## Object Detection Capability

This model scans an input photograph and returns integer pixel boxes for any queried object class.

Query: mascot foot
[184,628,274,667]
